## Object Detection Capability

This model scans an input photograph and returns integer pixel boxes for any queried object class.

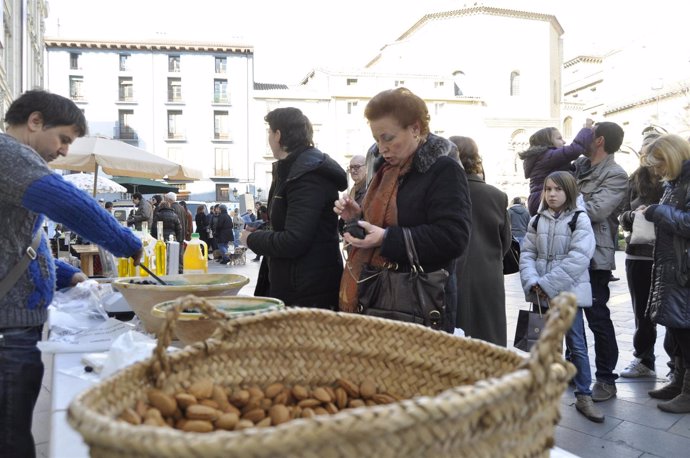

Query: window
[119,54,129,71]
[214,148,231,176]
[452,70,465,96]
[214,79,228,103]
[168,77,182,102]
[434,81,445,88]
[346,78,358,86]
[563,117,573,139]
[434,102,444,116]
[167,110,184,139]
[214,57,227,74]
[118,110,136,139]
[347,101,358,115]
[394,80,405,87]
[70,53,80,70]
[214,111,230,140]
[510,71,521,96]
[69,76,84,100]
[168,55,180,72]
[118,77,134,101]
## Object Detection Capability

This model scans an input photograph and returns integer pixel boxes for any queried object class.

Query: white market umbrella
[49,136,202,192]
[62,172,127,195]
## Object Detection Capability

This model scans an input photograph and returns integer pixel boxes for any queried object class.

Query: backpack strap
[568,210,584,232]
[531,214,541,231]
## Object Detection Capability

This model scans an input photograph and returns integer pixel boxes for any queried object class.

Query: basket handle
[520,292,577,387]
[150,295,235,387]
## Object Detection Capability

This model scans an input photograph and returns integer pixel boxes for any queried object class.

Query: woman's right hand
[333,194,362,222]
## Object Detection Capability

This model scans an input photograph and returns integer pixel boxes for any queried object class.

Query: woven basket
[68,293,577,458]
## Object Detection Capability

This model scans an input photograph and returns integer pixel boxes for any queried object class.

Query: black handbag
[357,228,448,330]
[513,296,547,352]
[503,236,521,275]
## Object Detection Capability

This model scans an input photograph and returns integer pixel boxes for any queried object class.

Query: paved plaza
[34,250,690,457]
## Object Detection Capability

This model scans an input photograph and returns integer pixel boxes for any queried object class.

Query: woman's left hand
[70,272,88,286]
[343,221,385,249]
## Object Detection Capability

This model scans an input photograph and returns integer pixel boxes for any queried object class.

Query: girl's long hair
[541,171,578,212]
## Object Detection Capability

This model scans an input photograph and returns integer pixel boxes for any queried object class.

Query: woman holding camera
[242,107,347,309]
[334,87,472,332]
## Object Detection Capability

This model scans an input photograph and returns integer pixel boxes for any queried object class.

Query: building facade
[0,0,47,123]
[44,38,253,200]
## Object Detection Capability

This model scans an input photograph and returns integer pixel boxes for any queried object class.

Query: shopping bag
[513,299,546,352]
[629,210,656,245]
[503,236,520,275]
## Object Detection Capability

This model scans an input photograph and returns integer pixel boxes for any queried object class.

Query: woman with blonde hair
[334,87,471,332]
[642,134,690,412]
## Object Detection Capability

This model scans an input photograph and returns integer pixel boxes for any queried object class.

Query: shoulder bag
[503,236,520,275]
[357,227,448,330]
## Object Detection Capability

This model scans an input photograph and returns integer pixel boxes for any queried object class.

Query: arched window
[563,117,573,139]
[452,70,465,96]
[510,71,520,96]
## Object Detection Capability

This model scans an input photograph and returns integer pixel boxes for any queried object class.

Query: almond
[230,389,250,407]
[135,400,149,418]
[269,404,290,425]
[241,408,266,423]
[235,419,255,430]
[301,408,315,418]
[337,378,360,398]
[359,379,377,399]
[324,402,338,414]
[297,398,321,408]
[119,407,141,425]
[147,389,177,417]
[292,385,309,400]
[372,393,397,404]
[335,387,348,409]
[182,420,214,433]
[200,399,220,410]
[223,403,241,416]
[265,383,284,399]
[174,393,197,409]
[313,407,328,416]
[247,386,264,400]
[312,387,332,403]
[189,379,214,400]
[212,385,230,410]
[273,389,290,405]
[186,404,219,421]
[215,412,239,431]
[256,417,272,427]
[348,399,366,408]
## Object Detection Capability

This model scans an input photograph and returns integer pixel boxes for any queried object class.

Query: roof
[563,55,604,68]
[253,82,289,91]
[366,5,563,68]
[44,37,253,54]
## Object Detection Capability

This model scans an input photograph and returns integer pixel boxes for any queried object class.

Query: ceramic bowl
[151,295,285,345]
[111,273,250,334]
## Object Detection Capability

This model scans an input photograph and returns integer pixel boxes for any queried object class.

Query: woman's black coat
[248,147,348,308]
[215,209,234,244]
[151,207,183,242]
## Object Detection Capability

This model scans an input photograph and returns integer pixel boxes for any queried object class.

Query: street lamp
[232,187,238,198]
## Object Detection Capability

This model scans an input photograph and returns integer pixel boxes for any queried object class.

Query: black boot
[658,369,690,413]
[649,357,684,400]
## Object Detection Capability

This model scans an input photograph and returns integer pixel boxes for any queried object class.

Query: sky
[45,0,685,84]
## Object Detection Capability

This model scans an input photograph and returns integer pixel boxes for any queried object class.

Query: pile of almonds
[118,378,401,432]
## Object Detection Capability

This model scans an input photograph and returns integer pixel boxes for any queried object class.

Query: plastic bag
[100,330,160,378]
[48,280,110,336]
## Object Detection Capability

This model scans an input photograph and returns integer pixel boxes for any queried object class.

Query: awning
[111,177,178,194]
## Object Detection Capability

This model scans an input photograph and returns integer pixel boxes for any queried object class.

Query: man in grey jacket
[573,122,628,402]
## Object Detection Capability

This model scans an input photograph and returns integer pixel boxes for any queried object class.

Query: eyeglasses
[347,165,364,173]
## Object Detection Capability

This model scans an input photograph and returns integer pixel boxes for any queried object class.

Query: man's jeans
[566,308,592,396]
[584,269,619,384]
[0,326,44,458]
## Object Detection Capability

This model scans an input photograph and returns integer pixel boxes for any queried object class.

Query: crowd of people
[5,84,690,455]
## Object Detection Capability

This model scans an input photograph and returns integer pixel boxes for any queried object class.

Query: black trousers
[625,259,657,369]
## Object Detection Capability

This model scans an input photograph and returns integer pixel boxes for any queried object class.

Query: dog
[225,246,247,266]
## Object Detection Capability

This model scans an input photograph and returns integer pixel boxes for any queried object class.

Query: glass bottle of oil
[154,221,167,276]
[139,222,150,277]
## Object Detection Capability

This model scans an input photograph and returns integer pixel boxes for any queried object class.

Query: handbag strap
[402,228,423,272]
[0,231,42,299]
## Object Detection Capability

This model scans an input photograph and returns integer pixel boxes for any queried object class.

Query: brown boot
[649,358,684,400]
[658,369,690,413]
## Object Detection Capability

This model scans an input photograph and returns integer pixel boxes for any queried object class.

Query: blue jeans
[584,269,619,384]
[218,241,229,260]
[233,229,241,247]
[566,308,592,396]
[0,326,44,458]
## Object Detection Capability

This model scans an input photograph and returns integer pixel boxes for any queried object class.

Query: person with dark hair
[518,120,594,216]
[508,196,530,244]
[450,135,511,345]
[618,133,665,380]
[573,121,628,402]
[0,89,142,457]
[195,204,210,247]
[104,201,113,214]
[334,88,471,331]
[151,201,183,243]
[215,204,234,264]
[243,107,347,308]
[179,201,193,240]
[127,191,153,230]
[150,194,162,218]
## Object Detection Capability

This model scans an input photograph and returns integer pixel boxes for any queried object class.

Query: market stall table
[70,244,100,277]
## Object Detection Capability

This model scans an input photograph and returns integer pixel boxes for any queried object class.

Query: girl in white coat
[520,171,603,423]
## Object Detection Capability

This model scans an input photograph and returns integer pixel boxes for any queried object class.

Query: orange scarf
[338,157,413,312]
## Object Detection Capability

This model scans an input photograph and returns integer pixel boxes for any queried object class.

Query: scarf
[338,156,413,312]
